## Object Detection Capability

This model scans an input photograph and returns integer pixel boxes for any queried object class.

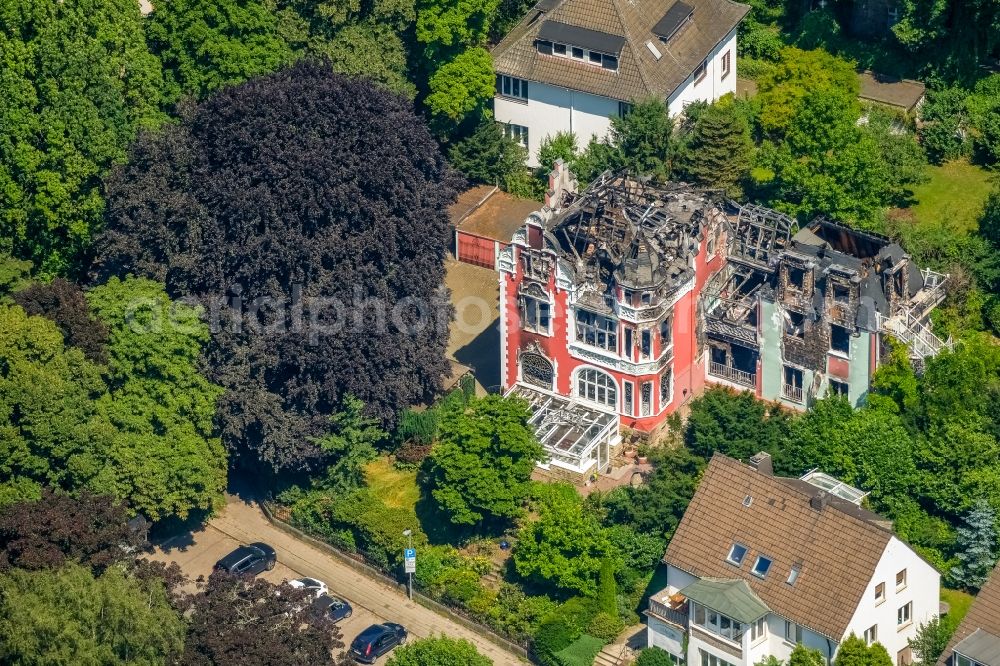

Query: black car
[350,623,406,663]
[214,542,277,576]
[310,594,353,623]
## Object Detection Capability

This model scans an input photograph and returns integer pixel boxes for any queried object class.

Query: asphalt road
[150,494,526,666]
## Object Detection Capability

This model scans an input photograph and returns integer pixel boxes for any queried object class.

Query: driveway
[150,495,525,666]
[445,259,501,392]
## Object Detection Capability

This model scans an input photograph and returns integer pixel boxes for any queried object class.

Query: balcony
[708,362,756,388]
[782,384,804,403]
[647,597,689,629]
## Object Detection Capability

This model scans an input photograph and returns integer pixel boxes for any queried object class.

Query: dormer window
[727,543,748,566]
[752,555,772,578]
[535,20,623,71]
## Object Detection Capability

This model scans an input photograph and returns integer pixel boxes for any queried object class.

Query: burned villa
[499,164,949,481]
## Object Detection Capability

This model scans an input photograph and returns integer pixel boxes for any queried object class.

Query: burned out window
[576,310,618,351]
[522,296,550,333]
[783,366,804,403]
[830,380,849,397]
[830,324,850,354]
[788,266,805,289]
[832,282,851,304]
[660,318,672,347]
[521,353,553,389]
[640,329,652,359]
[785,310,805,339]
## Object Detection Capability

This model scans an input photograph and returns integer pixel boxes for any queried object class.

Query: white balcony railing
[708,362,756,388]
[783,384,804,402]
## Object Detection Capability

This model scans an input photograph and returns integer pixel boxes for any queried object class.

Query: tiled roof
[938,563,1000,666]
[858,71,926,111]
[492,0,749,102]
[663,454,894,641]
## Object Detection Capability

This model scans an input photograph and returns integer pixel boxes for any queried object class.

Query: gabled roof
[664,454,896,641]
[491,0,749,103]
[681,578,770,624]
[938,563,1000,666]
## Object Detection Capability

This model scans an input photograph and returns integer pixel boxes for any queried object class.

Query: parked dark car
[350,623,406,663]
[213,542,276,576]
[310,594,353,623]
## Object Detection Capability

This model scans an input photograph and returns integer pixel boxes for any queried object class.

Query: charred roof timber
[545,171,722,296]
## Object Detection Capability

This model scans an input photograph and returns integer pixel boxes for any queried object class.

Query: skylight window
[727,543,748,566]
[752,555,772,578]
[787,564,801,586]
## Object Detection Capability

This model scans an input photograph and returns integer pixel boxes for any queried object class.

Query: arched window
[521,352,553,389]
[576,368,617,407]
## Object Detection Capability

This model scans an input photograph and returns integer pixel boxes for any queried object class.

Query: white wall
[494,81,620,167]
[666,28,738,117]
[842,537,941,663]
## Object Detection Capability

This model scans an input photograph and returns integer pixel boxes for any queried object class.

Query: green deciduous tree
[147,0,294,101]
[514,484,610,596]
[426,395,544,527]
[0,0,164,275]
[685,387,790,461]
[909,617,956,666]
[789,644,825,666]
[317,23,416,97]
[949,499,999,590]
[415,0,498,61]
[87,277,227,520]
[637,647,676,666]
[386,635,493,666]
[0,563,185,665]
[835,634,893,666]
[426,48,495,135]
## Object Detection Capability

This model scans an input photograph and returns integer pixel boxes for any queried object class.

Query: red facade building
[500,165,727,479]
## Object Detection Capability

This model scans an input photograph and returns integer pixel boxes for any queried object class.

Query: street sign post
[402,533,415,599]
[404,548,416,573]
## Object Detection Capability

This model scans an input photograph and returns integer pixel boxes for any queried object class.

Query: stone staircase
[594,643,630,666]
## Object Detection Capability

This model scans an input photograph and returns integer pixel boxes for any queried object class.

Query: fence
[258,500,533,661]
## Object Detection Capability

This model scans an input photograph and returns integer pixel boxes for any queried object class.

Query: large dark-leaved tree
[12,278,109,363]
[182,571,344,666]
[95,60,458,472]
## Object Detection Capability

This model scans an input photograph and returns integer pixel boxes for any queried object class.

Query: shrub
[394,441,432,468]
[396,409,439,446]
[636,646,675,666]
[533,615,580,666]
[586,612,624,642]
[554,634,606,666]
[597,559,617,615]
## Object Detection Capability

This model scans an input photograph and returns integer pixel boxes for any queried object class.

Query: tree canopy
[95,60,458,472]
[0,0,164,276]
[0,490,139,573]
[0,563,185,665]
[386,635,493,666]
[182,571,343,666]
[426,395,545,528]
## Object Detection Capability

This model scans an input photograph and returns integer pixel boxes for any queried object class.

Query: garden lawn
[364,457,419,512]
[909,160,994,235]
[942,588,975,628]
[554,634,606,666]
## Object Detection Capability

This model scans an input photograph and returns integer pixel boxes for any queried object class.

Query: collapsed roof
[542,171,722,296]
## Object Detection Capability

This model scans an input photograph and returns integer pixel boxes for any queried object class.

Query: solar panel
[537,20,626,56]
[652,0,694,40]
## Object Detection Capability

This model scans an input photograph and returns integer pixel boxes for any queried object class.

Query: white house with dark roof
[491,0,749,165]
[647,453,940,666]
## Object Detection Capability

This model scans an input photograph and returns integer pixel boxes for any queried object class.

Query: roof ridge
[608,0,654,93]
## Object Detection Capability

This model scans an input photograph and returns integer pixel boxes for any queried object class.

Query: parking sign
[404,548,416,573]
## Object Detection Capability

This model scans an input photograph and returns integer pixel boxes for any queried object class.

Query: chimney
[810,491,830,511]
[749,452,773,476]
